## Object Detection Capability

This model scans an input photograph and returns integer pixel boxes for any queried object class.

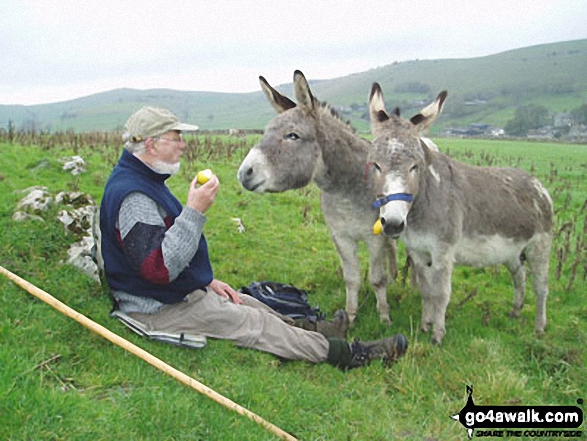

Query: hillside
[1,39,586,133]
[0,89,277,133]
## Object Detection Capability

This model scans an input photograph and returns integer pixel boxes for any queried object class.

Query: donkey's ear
[420,138,435,165]
[410,91,447,132]
[260,76,296,114]
[369,83,389,135]
[293,70,316,109]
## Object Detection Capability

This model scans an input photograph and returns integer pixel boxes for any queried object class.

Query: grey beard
[152,160,180,176]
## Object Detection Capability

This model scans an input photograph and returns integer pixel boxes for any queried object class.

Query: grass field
[0,135,585,440]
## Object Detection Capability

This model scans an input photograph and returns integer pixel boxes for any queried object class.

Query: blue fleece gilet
[100,149,213,304]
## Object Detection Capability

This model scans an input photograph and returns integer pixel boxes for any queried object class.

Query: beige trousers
[127,289,330,363]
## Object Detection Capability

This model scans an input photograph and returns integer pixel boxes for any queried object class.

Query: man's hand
[187,175,219,213]
[208,279,243,304]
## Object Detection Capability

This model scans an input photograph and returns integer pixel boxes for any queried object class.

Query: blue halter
[372,193,413,210]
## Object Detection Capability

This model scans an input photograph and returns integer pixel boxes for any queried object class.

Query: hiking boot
[317,309,349,339]
[294,309,349,339]
[349,334,408,368]
[326,334,408,370]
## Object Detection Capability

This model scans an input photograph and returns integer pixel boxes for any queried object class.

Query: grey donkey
[238,70,398,326]
[368,83,553,344]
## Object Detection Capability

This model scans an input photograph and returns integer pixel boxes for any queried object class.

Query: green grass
[1,136,586,440]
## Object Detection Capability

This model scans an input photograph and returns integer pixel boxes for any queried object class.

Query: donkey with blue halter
[238,70,399,326]
[368,83,553,344]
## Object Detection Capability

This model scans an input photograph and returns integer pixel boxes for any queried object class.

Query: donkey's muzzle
[238,166,265,192]
[381,217,404,238]
[238,166,253,188]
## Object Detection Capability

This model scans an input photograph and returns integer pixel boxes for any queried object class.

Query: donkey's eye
[410,164,419,173]
[373,162,382,173]
[286,132,300,140]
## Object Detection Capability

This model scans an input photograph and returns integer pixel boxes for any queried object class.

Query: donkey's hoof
[508,310,521,319]
[431,328,445,345]
[431,336,443,346]
[379,315,392,326]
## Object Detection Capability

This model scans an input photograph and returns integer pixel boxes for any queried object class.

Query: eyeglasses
[155,135,185,144]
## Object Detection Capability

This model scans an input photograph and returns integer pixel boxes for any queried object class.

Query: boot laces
[349,340,371,368]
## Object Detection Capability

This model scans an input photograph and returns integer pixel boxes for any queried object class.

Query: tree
[504,105,550,136]
[570,104,587,125]
[8,119,15,143]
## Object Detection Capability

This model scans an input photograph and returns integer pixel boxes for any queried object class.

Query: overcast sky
[1,0,586,105]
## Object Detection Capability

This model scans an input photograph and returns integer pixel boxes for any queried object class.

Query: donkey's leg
[505,256,526,319]
[429,266,452,345]
[387,238,398,281]
[409,252,421,292]
[331,234,361,326]
[525,234,552,334]
[322,193,371,325]
[414,253,452,344]
[366,235,391,325]
[409,253,432,331]
[416,265,434,333]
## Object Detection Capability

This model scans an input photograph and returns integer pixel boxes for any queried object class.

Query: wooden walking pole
[1,265,297,441]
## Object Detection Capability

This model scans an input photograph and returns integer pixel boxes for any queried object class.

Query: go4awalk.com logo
[451,386,584,439]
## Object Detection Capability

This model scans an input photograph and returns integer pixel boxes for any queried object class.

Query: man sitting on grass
[99,106,408,369]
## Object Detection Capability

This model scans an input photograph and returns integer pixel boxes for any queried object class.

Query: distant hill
[0,88,277,133]
[1,39,586,134]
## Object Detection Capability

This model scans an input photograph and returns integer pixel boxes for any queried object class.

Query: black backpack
[240,281,324,323]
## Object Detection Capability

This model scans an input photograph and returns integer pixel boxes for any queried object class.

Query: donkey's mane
[316,100,356,133]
